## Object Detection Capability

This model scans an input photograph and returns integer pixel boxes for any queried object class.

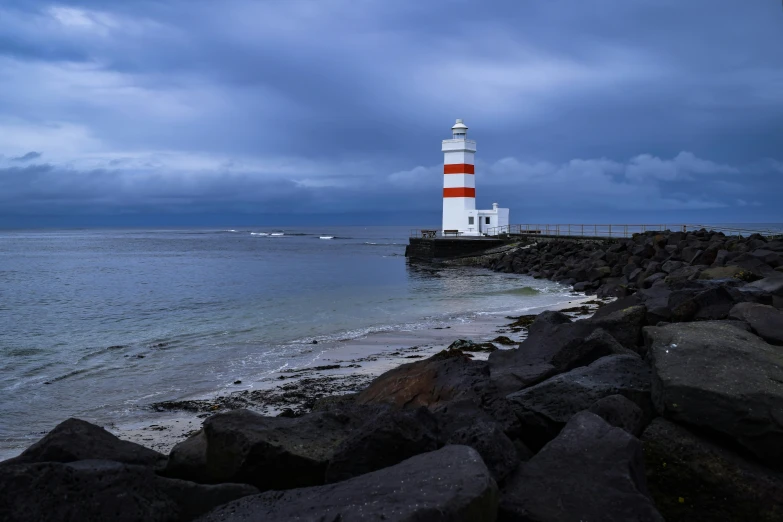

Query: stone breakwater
[2,229,783,521]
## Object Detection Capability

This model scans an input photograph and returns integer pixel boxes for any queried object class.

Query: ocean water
[0,226,575,455]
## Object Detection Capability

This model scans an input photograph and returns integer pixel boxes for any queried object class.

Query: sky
[1,0,782,227]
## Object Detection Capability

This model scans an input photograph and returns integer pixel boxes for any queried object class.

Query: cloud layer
[1,1,782,225]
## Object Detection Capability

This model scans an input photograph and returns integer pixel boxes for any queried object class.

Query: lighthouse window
[485,217,491,225]
[468,217,474,225]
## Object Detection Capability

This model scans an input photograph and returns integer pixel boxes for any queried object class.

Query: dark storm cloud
[0,0,781,225]
[10,151,42,162]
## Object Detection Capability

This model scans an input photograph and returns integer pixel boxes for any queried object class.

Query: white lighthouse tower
[441,119,509,236]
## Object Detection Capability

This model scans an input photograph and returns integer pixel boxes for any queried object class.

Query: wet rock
[492,335,516,345]
[1,418,166,469]
[447,339,498,352]
[668,284,737,322]
[499,412,663,522]
[0,459,257,522]
[645,321,783,465]
[324,407,438,483]
[642,418,783,522]
[196,445,498,522]
[588,394,645,436]
[507,355,652,450]
[163,430,209,483]
[728,302,783,345]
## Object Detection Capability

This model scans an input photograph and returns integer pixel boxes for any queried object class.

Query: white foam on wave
[319,236,334,240]
[270,233,284,237]
[225,230,238,233]
[250,232,269,236]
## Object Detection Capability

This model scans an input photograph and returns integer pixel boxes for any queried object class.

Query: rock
[661,260,684,274]
[588,394,645,436]
[642,272,666,288]
[163,430,209,483]
[728,302,783,345]
[573,280,597,292]
[0,459,257,522]
[499,412,663,522]
[732,253,777,279]
[668,284,737,322]
[698,265,743,280]
[507,355,652,450]
[491,336,516,345]
[1,418,166,469]
[665,265,704,284]
[591,295,641,319]
[750,249,783,268]
[489,313,637,396]
[642,418,783,522]
[596,282,628,298]
[588,266,612,282]
[645,321,783,465]
[745,274,783,297]
[196,446,498,522]
[324,407,438,483]
[434,401,520,483]
[589,304,647,351]
[165,408,364,490]
[357,349,491,410]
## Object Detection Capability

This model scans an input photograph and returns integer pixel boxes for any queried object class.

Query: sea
[0,226,580,458]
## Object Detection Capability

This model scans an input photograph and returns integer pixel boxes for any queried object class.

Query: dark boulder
[489,313,637,396]
[1,418,166,469]
[0,459,257,522]
[728,302,783,345]
[588,304,647,351]
[665,265,705,284]
[434,400,520,483]
[357,349,491,409]
[197,445,498,522]
[642,418,783,522]
[506,355,652,450]
[165,408,364,490]
[698,265,743,280]
[588,394,645,436]
[499,412,663,522]
[669,285,736,322]
[645,321,783,466]
[324,406,438,483]
[447,339,498,353]
[744,274,783,297]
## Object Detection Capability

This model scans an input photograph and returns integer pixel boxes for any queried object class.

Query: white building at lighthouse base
[441,119,510,236]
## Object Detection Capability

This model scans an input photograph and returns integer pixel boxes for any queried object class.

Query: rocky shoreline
[2,228,782,521]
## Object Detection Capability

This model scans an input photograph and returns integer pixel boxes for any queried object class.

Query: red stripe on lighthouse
[443,164,475,174]
[443,188,476,198]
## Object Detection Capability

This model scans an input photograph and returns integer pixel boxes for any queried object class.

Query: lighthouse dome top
[451,119,468,130]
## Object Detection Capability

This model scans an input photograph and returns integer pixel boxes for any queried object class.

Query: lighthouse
[441,119,509,236]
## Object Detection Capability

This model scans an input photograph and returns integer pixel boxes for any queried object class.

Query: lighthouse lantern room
[441,119,509,236]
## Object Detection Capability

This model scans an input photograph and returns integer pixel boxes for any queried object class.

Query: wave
[319,236,334,240]
[493,286,542,296]
[364,242,402,246]
[250,232,269,236]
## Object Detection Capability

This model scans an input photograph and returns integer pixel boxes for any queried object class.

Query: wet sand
[113,295,606,455]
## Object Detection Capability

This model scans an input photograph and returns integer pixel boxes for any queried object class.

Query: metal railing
[484,224,782,239]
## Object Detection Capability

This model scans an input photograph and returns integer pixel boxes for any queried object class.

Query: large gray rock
[165,408,364,490]
[324,406,438,483]
[588,394,645,436]
[489,312,637,396]
[507,355,652,450]
[197,446,498,522]
[0,459,257,522]
[645,321,783,465]
[499,412,663,522]
[0,418,166,469]
[642,418,783,522]
[434,400,521,482]
[745,274,783,297]
[588,304,647,351]
[729,302,783,345]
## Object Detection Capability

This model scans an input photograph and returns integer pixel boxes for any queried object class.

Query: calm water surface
[0,226,577,454]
